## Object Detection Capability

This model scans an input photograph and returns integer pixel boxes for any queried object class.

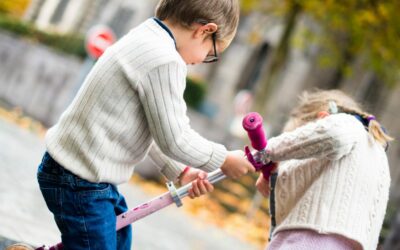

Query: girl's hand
[256,163,278,197]
[179,167,214,199]
[256,173,270,197]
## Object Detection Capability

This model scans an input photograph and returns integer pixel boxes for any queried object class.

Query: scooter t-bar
[31,112,273,250]
[115,168,226,230]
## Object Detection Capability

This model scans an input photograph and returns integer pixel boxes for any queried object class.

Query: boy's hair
[284,89,393,146]
[155,0,240,42]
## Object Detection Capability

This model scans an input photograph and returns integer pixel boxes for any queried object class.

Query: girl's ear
[193,23,218,39]
[317,111,330,119]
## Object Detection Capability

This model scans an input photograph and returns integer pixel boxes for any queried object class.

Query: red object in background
[85,25,116,59]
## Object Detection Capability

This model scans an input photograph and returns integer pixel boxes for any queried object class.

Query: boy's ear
[193,23,218,38]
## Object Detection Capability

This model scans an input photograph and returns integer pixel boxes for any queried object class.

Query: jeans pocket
[37,170,59,184]
[75,178,113,200]
[39,186,69,233]
[39,187,60,212]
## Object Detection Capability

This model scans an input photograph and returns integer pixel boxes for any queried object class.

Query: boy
[37,0,254,249]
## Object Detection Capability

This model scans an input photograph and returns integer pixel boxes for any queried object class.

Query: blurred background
[0,0,399,249]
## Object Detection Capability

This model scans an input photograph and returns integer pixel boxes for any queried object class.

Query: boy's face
[178,23,225,65]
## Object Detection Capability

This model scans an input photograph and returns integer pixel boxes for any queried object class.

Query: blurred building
[24,0,158,37]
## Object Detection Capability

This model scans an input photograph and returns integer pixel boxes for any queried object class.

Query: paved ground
[0,118,257,250]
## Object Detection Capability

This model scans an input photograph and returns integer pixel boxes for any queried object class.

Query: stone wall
[0,32,82,126]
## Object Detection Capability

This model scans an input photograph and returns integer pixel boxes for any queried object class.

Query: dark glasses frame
[195,19,218,63]
[203,32,218,63]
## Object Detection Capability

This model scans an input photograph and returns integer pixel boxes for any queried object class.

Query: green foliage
[240,0,262,13]
[184,77,207,110]
[304,1,400,85]
[0,14,86,58]
[241,0,400,86]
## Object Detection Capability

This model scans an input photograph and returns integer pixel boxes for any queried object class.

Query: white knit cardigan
[267,113,390,250]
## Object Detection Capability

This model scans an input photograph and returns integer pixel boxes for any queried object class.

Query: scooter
[6,112,274,250]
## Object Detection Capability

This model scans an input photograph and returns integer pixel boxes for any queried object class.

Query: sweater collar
[152,17,177,48]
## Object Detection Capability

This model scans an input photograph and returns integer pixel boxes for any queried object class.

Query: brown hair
[284,89,393,146]
[155,0,240,42]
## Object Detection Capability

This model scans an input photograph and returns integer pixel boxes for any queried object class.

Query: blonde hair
[155,0,240,43]
[284,89,393,146]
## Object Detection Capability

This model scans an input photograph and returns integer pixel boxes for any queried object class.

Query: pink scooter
[7,112,274,250]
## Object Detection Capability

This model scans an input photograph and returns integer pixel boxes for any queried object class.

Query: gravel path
[0,118,257,250]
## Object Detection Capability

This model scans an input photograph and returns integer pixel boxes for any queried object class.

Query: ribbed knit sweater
[45,18,227,184]
[266,113,390,250]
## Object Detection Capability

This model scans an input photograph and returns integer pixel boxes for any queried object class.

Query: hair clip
[328,101,338,114]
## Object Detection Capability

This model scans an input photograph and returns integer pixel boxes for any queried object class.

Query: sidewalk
[0,118,257,250]
[0,236,18,249]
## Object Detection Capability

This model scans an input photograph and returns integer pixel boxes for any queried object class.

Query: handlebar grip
[242,112,267,151]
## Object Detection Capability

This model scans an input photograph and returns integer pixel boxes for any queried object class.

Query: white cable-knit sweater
[266,113,390,250]
[45,18,227,184]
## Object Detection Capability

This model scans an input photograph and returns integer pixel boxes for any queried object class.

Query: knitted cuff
[160,161,186,183]
[198,143,228,172]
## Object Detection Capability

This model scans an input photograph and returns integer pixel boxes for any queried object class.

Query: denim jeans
[37,152,132,250]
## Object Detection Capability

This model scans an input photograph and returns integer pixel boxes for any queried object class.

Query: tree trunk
[253,1,301,114]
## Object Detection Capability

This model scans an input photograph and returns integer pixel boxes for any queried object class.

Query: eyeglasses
[203,32,218,63]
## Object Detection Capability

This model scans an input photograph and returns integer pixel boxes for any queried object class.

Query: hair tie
[366,115,376,122]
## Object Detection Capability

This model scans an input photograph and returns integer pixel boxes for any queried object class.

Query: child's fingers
[188,188,195,199]
[198,171,207,180]
[196,180,213,195]
[197,180,211,195]
[256,174,270,197]
[256,182,268,197]
[259,187,269,197]
[247,163,256,173]
[191,180,201,197]
[203,180,214,192]
[188,178,214,199]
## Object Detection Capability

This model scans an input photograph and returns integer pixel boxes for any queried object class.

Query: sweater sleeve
[267,113,365,162]
[137,61,227,172]
[148,142,186,182]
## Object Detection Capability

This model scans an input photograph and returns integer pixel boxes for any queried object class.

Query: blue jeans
[37,152,132,250]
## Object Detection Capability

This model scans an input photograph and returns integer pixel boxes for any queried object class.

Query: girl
[256,89,393,250]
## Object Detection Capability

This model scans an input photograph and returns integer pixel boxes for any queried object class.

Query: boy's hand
[256,174,270,197]
[220,150,255,179]
[179,167,214,199]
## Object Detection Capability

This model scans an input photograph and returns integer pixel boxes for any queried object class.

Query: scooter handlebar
[242,112,267,151]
